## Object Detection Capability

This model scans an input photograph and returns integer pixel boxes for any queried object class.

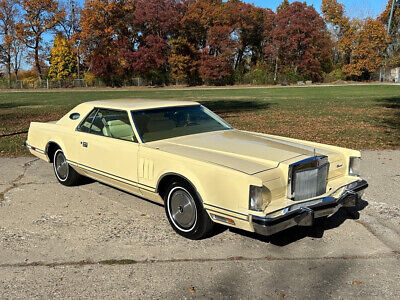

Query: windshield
[131,105,232,142]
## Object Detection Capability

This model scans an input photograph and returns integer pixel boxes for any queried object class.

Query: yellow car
[26,99,368,239]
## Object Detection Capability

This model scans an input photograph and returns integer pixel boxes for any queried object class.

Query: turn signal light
[210,214,235,225]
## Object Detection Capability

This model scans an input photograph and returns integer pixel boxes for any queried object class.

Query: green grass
[0,85,399,156]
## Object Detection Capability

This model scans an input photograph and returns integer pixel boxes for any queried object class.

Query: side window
[78,109,97,133]
[80,108,137,142]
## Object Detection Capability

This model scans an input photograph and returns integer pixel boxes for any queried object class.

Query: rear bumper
[252,179,368,236]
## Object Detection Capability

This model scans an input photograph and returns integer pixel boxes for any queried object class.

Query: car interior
[79,109,137,142]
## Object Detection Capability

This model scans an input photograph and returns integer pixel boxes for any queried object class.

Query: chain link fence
[0,77,153,89]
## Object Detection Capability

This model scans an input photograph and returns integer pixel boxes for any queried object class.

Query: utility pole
[388,0,400,36]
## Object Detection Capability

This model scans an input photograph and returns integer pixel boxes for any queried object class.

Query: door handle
[81,141,88,148]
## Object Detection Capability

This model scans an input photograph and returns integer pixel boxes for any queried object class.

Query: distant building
[376,66,400,82]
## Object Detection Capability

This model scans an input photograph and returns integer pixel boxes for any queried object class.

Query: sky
[73,0,389,19]
[247,0,388,18]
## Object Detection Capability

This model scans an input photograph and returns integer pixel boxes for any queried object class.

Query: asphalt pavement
[0,150,399,298]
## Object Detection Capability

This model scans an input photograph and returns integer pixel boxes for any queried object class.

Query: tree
[0,0,20,83]
[321,0,353,65]
[323,0,389,79]
[231,2,275,70]
[79,0,136,85]
[181,0,223,49]
[199,25,236,84]
[58,0,80,40]
[91,38,135,86]
[276,0,289,13]
[181,0,237,84]
[58,0,82,78]
[380,1,400,67]
[20,0,64,79]
[168,37,200,85]
[132,35,169,84]
[321,0,350,30]
[11,23,25,79]
[342,18,388,78]
[271,1,332,81]
[48,33,76,79]
[132,0,183,83]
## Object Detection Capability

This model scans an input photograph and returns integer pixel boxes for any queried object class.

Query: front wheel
[164,180,214,240]
[53,149,81,186]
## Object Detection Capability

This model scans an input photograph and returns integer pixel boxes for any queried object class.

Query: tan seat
[102,119,134,141]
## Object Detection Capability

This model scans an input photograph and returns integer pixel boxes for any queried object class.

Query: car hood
[152,129,334,175]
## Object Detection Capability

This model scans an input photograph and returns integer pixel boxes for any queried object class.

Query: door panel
[77,132,141,194]
[70,108,141,195]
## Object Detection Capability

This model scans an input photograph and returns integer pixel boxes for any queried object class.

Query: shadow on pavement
[78,178,369,245]
[228,199,369,246]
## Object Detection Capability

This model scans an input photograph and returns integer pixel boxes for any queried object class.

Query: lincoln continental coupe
[26,99,368,239]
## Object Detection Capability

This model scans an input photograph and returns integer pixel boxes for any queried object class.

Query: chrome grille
[290,157,329,201]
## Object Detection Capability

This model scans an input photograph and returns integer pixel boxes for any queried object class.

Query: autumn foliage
[75,0,337,86]
[0,0,396,85]
[48,33,76,79]
[322,0,388,79]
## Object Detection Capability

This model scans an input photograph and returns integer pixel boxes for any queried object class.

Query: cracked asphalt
[0,150,399,298]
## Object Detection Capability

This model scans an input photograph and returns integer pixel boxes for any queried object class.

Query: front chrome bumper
[252,179,368,236]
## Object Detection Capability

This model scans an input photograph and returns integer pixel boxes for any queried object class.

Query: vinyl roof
[84,99,199,110]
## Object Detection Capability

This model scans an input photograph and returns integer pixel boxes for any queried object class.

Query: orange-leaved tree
[321,0,353,65]
[79,0,136,86]
[322,0,388,79]
[342,18,388,78]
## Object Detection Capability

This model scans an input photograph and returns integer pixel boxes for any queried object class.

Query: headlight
[249,185,263,211]
[349,157,361,176]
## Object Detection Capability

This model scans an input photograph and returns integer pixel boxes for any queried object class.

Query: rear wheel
[53,149,81,186]
[164,180,214,240]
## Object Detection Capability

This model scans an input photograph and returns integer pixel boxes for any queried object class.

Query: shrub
[84,72,96,87]
[324,68,346,83]
[243,69,274,85]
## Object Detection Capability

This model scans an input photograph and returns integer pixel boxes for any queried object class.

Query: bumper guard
[252,179,368,236]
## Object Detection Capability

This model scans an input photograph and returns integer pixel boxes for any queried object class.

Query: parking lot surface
[0,151,399,298]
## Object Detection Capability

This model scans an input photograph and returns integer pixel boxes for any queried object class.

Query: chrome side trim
[203,202,248,217]
[25,142,45,154]
[206,208,249,222]
[66,159,156,192]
